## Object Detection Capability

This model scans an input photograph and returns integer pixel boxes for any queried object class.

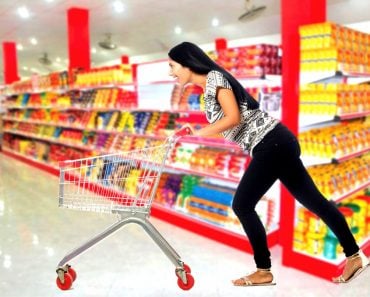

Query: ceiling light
[112,1,124,13]
[174,26,182,34]
[17,44,24,50]
[30,37,38,45]
[17,6,30,19]
[56,57,61,62]
[212,18,219,27]
[91,47,97,54]
[23,66,28,71]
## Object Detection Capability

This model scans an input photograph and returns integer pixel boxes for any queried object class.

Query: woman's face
[168,59,192,85]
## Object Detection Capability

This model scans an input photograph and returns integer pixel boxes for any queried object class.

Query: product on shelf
[307,153,370,200]
[216,44,281,77]
[73,65,132,87]
[300,83,370,116]
[171,143,251,179]
[299,120,370,158]
[299,22,370,73]
[294,191,370,259]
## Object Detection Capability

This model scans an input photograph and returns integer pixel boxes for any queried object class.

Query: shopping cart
[55,126,194,291]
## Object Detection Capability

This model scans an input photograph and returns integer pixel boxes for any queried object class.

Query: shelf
[299,111,370,131]
[4,83,136,96]
[301,146,370,166]
[164,164,241,184]
[334,111,370,120]
[1,147,59,175]
[3,129,95,151]
[0,147,279,254]
[331,180,370,203]
[2,117,240,150]
[3,129,243,182]
[284,237,370,281]
[300,70,370,85]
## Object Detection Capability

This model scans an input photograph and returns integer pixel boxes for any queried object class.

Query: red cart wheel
[56,273,73,290]
[183,264,191,273]
[68,267,77,281]
[177,273,194,290]
[175,263,191,274]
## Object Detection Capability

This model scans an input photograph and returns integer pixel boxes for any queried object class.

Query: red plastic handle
[173,126,192,137]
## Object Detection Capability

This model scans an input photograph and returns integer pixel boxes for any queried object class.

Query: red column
[2,42,20,84]
[280,0,326,265]
[215,38,227,51]
[67,7,90,71]
[121,55,129,64]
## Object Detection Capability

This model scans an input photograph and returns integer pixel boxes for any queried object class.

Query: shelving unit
[1,53,283,254]
[282,21,370,280]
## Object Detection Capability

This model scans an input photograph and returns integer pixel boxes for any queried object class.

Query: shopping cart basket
[55,126,194,291]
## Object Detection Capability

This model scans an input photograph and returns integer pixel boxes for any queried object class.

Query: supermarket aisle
[0,154,369,297]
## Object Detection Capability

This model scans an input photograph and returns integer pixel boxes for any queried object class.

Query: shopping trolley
[55,126,194,291]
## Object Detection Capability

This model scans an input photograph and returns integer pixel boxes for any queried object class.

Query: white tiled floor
[0,154,369,297]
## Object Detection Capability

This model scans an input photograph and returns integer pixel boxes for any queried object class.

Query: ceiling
[0,0,369,82]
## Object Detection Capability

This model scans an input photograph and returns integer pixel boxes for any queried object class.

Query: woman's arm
[194,88,241,137]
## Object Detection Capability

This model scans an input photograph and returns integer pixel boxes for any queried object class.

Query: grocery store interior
[0,0,370,296]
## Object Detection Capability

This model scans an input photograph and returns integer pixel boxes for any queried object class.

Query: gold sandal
[232,268,276,287]
[332,250,370,283]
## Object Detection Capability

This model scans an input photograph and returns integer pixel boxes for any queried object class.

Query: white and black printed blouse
[204,70,279,155]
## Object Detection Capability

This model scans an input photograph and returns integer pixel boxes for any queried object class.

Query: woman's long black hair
[168,41,259,109]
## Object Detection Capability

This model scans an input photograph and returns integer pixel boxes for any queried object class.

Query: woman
[168,41,369,286]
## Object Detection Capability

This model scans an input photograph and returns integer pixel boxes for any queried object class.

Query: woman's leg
[277,152,359,257]
[232,155,279,269]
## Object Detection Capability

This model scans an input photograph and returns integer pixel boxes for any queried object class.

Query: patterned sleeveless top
[204,70,279,155]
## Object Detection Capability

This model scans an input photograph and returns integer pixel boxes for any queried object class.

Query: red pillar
[215,38,227,51]
[280,0,326,265]
[67,7,90,71]
[121,55,129,64]
[2,42,20,84]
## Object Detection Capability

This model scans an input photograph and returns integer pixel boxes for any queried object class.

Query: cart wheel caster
[175,263,191,274]
[56,272,73,290]
[177,273,194,290]
[68,267,77,281]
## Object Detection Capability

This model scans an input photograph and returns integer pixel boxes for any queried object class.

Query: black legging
[232,123,359,269]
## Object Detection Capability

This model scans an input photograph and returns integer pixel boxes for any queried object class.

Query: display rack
[282,22,370,280]
[1,53,282,253]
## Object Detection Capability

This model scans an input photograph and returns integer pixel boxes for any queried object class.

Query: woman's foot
[332,250,370,283]
[232,268,276,286]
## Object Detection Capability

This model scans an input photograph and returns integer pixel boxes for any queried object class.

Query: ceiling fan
[98,33,117,50]
[38,53,52,66]
[238,0,267,22]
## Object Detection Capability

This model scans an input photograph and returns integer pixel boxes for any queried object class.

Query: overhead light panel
[112,1,124,13]
[18,6,30,19]
[212,18,219,27]
[91,47,97,54]
[174,26,182,35]
[17,44,24,50]
[30,37,38,45]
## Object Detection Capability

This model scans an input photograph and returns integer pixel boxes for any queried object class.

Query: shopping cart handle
[173,126,193,137]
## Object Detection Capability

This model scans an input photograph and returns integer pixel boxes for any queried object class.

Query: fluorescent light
[112,1,124,13]
[91,47,97,54]
[174,26,182,34]
[17,44,24,50]
[212,18,219,27]
[56,57,61,62]
[23,66,29,71]
[17,6,30,19]
[30,37,38,45]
